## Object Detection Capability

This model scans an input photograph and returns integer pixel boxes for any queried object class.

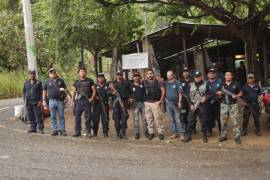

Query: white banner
[122,53,148,69]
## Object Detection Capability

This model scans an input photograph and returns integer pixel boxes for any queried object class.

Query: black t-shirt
[23,79,43,104]
[114,80,131,99]
[181,79,191,95]
[95,82,110,103]
[131,83,145,102]
[73,78,94,99]
[242,83,262,104]
[44,78,66,100]
[220,81,241,104]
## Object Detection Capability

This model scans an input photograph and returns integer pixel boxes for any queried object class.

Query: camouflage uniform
[220,81,241,138]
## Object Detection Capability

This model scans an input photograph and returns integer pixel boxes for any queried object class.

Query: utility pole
[22,0,38,77]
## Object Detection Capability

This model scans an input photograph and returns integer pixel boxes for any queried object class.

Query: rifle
[96,87,109,123]
[241,96,261,117]
[110,83,129,119]
[221,86,246,106]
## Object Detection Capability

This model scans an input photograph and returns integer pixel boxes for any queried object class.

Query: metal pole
[22,0,38,77]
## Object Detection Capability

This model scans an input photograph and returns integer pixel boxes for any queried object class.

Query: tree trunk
[110,47,119,81]
[93,53,98,77]
[98,56,103,73]
[244,32,263,81]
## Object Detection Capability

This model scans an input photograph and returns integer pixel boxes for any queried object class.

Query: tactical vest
[189,81,207,103]
[144,79,161,102]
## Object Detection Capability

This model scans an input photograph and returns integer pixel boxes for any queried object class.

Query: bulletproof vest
[144,79,161,101]
[189,81,206,103]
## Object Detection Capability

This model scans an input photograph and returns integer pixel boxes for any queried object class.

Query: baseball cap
[194,71,202,78]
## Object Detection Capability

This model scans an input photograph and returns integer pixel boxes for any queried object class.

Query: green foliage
[0,71,26,99]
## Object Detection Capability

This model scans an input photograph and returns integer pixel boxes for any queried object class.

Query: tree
[52,0,143,76]
[97,0,270,76]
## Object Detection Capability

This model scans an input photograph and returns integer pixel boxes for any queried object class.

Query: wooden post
[263,39,268,85]
[182,33,188,67]
[142,37,160,77]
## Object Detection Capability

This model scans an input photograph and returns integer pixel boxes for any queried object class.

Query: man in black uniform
[72,67,96,137]
[180,67,198,134]
[182,71,208,143]
[206,67,223,136]
[241,73,264,136]
[93,73,110,138]
[23,70,44,134]
[130,72,148,139]
[110,71,131,139]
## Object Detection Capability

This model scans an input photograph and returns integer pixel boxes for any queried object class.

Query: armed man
[241,73,264,136]
[144,69,165,140]
[23,70,44,134]
[180,67,192,129]
[72,67,96,138]
[93,73,110,138]
[130,72,149,140]
[182,71,208,143]
[43,68,70,136]
[165,70,185,140]
[205,67,223,137]
[110,71,131,139]
[216,71,243,144]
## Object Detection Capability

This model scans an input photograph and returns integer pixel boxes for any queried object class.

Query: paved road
[0,98,270,179]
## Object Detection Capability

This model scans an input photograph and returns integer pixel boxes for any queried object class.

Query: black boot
[181,134,192,143]
[255,129,262,136]
[158,134,164,140]
[51,131,59,136]
[203,133,208,143]
[144,131,150,138]
[218,136,228,142]
[27,128,37,133]
[73,132,81,137]
[135,133,140,140]
[59,130,67,136]
[241,128,247,136]
[148,134,154,140]
[235,136,241,144]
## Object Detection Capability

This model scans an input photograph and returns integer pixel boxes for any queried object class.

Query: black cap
[194,71,202,78]
[28,69,36,74]
[116,71,123,76]
[183,67,189,72]
[49,68,56,73]
[133,72,140,77]
[208,67,216,73]
[97,73,105,77]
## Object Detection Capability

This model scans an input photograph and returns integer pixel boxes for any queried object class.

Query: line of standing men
[23,65,264,144]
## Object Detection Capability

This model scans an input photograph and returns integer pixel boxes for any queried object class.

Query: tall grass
[0,71,26,99]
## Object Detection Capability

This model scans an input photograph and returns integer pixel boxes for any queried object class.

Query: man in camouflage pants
[216,71,243,144]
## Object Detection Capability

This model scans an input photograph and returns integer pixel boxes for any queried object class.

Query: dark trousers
[74,100,92,133]
[93,102,109,134]
[206,101,221,132]
[186,105,207,137]
[242,104,260,130]
[112,100,129,133]
[27,103,44,130]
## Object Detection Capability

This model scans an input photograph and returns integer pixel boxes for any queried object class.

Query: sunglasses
[29,72,36,75]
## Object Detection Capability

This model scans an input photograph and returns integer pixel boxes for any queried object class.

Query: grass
[0,71,26,99]
[0,68,100,100]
